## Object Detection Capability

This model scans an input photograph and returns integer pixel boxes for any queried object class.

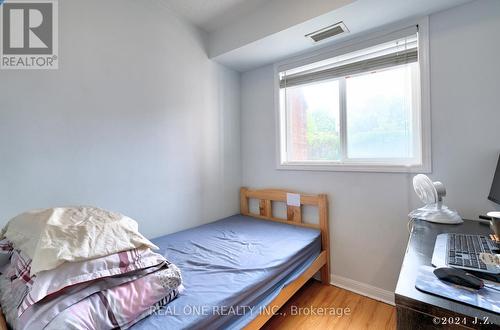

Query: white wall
[0,0,241,238]
[241,0,500,295]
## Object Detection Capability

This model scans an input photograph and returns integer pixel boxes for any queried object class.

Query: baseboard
[330,274,395,306]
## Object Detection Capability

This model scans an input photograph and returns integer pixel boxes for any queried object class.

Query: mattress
[132,214,321,330]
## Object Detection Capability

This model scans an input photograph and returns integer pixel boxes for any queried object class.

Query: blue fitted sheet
[132,214,321,330]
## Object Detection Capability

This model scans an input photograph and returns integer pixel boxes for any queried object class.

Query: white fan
[409,174,463,224]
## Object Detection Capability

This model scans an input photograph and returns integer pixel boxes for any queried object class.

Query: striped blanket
[0,239,182,329]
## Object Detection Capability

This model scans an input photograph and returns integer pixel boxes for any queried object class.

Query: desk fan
[409,174,463,224]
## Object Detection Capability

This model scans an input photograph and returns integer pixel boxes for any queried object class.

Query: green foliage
[306,110,340,160]
[347,95,411,158]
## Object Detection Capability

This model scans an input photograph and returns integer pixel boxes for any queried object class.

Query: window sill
[276,162,431,173]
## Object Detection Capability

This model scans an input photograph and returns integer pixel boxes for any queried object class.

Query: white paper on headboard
[286,193,301,206]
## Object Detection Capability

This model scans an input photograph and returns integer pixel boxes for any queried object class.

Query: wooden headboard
[240,187,330,283]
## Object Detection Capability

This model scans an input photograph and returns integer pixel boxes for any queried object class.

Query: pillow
[18,248,168,316]
[1,207,158,275]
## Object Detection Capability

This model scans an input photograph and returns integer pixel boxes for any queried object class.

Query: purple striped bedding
[0,238,183,329]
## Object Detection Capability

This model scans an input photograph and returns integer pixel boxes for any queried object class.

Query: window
[277,24,430,172]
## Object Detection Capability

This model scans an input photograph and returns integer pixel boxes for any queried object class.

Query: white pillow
[1,207,158,275]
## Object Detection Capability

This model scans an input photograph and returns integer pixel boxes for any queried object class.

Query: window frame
[274,18,431,173]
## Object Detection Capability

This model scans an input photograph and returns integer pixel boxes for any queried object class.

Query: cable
[484,284,500,292]
[462,218,491,225]
[407,218,415,234]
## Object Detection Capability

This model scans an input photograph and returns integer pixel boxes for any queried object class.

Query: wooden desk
[395,219,500,329]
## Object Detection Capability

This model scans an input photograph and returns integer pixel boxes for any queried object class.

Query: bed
[0,188,330,329]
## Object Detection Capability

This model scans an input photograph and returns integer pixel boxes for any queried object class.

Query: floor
[263,280,396,330]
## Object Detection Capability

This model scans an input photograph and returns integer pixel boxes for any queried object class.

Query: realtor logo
[0,0,58,69]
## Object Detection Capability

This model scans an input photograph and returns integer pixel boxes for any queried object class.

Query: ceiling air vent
[305,22,349,42]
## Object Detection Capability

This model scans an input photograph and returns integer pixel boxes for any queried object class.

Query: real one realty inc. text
[150,305,352,317]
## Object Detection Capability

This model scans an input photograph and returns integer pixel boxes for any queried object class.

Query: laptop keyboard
[446,233,491,270]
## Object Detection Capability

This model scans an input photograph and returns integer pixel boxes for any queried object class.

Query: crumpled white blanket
[1,207,158,275]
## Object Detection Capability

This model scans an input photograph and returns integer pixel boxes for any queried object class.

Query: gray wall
[0,0,241,238]
[240,0,500,293]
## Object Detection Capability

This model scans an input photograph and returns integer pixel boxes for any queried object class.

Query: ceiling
[209,0,474,71]
[160,0,270,32]
[160,0,475,72]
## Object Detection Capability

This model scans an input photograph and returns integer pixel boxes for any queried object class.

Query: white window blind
[279,31,418,88]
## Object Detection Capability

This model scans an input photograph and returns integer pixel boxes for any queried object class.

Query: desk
[395,219,500,329]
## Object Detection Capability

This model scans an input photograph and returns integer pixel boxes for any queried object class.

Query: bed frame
[240,187,330,330]
[0,187,330,330]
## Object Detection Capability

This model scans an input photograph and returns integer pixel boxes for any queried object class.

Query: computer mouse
[433,267,484,290]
